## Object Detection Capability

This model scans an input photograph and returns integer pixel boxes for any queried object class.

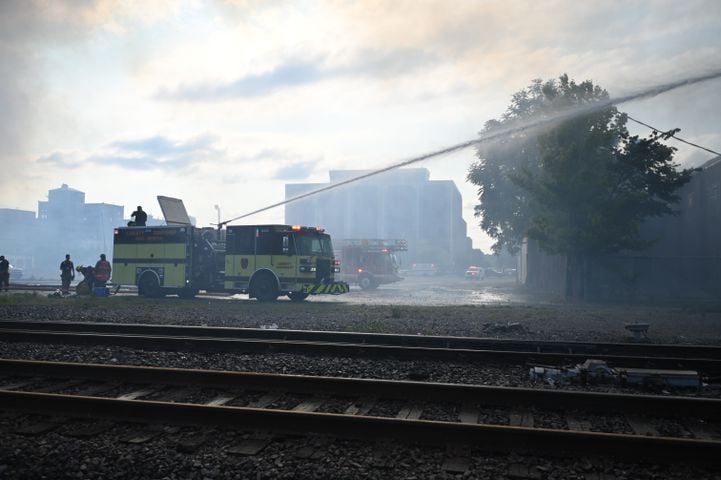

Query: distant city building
[0,208,37,272]
[285,168,473,270]
[0,184,124,278]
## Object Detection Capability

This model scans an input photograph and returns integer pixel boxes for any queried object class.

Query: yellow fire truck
[112,197,348,301]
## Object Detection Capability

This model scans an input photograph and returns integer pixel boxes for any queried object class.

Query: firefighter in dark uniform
[130,206,147,227]
[60,254,75,294]
[0,255,9,292]
[94,254,112,287]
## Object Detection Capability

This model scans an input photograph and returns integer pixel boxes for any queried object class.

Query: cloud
[111,134,219,158]
[163,61,324,100]
[214,148,320,183]
[36,152,82,169]
[36,133,223,172]
[161,47,435,101]
[273,161,317,180]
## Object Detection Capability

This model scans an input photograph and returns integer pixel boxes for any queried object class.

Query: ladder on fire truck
[334,239,408,252]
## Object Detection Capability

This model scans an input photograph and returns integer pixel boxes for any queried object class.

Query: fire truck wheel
[138,272,161,298]
[251,272,278,302]
[358,274,377,290]
[288,292,309,302]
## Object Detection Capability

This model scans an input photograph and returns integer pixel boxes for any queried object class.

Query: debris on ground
[529,359,701,388]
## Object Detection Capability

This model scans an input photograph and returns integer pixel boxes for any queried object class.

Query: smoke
[0,3,44,163]
[222,68,721,224]
[0,1,170,204]
[0,1,94,203]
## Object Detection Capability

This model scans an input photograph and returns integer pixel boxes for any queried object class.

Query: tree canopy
[467,74,695,297]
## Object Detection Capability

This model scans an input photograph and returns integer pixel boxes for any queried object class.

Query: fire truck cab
[335,239,407,290]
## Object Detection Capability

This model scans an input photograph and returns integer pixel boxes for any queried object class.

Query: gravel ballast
[1,293,721,478]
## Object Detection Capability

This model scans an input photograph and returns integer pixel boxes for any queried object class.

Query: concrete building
[0,184,123,279]
[285,168,473,271]
[0,208,37,272]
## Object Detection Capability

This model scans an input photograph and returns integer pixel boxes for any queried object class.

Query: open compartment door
[157,196,192,225]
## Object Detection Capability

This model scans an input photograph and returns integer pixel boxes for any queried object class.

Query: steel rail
[1,359,720,419]
[2,325,721,374]
[3,320,719,359]
[0,359,720,463]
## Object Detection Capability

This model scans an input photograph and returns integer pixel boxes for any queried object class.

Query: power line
[626,115,721,157]
[221,68,721,225]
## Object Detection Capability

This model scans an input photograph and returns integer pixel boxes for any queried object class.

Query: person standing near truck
[60,254,75,294]
[94,254,111,287]
[0,255,9,292]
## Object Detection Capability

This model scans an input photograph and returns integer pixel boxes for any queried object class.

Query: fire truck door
[272,234,295,280]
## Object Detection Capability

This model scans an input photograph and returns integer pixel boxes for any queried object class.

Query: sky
[1,0,720,252]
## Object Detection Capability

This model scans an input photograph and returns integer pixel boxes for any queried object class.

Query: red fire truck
[335,239,407,290]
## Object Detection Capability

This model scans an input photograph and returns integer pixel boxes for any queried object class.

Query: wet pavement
[320,275,525,306]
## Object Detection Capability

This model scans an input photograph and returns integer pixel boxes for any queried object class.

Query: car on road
[464,266,484,279]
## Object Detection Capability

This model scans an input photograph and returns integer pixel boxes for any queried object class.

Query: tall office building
[285,169,472,270]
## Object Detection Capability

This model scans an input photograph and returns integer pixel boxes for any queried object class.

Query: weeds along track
[0,359,720,463]
[2,320,721,374]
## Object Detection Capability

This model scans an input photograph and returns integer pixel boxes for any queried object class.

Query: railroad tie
[248,392,282,408]
[396,402,424,420]
[62,421,112,438]
[507,463,541,479]
[344,396,376,416]
[683,419,720,441]
[626,415,659,437]
[227,436,273,456]
[205,395,236,406]
[292,396,327,413]
[15,418,66,435]
[509,409,534,428]
[116,387,162,401]
[33,379,86,394]
[458,403,480,424]
[565,414,592,432]
[74,382,122,397]
[442,447,471,474]
[294,436,330,460]
[121,425,179,445]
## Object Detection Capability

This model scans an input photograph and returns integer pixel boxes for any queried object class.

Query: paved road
[11,276,526,306]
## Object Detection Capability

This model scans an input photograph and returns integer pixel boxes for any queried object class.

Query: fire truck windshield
[295,233,333,256]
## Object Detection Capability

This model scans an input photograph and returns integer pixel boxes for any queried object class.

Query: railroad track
[0,358,719,463]
[2,320,721,374]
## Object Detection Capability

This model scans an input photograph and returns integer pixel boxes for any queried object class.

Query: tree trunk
[565,253,587,301]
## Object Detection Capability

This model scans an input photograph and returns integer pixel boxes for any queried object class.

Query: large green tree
[467,74,695,299]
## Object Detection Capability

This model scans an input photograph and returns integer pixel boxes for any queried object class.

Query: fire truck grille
[316,259,331,282]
